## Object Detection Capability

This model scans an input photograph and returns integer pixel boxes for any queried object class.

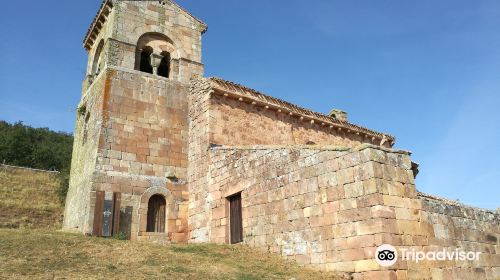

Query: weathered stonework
[64,0,204,242]
[65,1,500,279]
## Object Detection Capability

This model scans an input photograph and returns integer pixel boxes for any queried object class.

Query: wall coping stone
[210,145,351,152]
[210,143,411,155]
[418,191,500,216]
[353,143,411,155]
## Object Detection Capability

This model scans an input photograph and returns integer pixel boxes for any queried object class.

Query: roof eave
[83,0,113,52]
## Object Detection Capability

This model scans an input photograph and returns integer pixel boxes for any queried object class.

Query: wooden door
[92,192,121,237]
[147,195,166,233]
[111,193,121,235]
[92,191,105,236]
[229,193,243,244]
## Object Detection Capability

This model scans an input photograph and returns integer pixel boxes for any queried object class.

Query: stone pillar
[151,54,163,75]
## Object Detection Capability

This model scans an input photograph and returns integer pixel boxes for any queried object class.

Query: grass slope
[0,168,344,280]
[0,167,63,229]
[0,229,343,280]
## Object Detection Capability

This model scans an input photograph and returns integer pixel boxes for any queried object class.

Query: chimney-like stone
[328,109,348,122]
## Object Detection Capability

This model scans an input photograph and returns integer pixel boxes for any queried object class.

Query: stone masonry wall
[63,68,108,233]
[187,78,213,242]
[408,194,500,279]
[83,1,205,93]
[210,94,371,148]
[66,0,205,241]
[348,149,500,280]
[90,67,190,241]
[199,144,500,279]
[109,1,204,84]
[187,79,387,242]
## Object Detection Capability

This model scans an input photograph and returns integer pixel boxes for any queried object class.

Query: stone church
[64,1,499,279]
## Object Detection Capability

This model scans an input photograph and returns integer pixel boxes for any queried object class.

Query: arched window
[135,33,175,77]
[146,194,166,233]
[139,46,154,74]
[157,52,170,78]
[91,40,105,77]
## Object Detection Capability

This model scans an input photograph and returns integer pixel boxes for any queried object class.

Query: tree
[0,120,74,203]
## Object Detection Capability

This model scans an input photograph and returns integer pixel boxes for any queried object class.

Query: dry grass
[0,229,344,280]
[0,167,345,280]
[0,167,63,229]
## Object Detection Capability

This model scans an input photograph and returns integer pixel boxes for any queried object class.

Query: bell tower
[63,0,206,242]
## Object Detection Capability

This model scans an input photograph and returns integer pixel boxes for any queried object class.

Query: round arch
[134,32,180,72]
[138,186,175,234]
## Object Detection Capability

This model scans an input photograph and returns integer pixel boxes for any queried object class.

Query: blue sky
[0,0,499,209]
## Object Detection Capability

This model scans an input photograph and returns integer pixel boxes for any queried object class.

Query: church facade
[64,1,500,279]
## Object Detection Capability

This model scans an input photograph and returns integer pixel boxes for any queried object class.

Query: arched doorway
[146,194,166,233]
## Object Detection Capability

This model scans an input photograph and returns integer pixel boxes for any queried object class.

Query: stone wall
[410,194,500,279]
[91,67,189,241]
[107,1,204,83]
[210,94,368,147]
[187,78,213,242]
[65,66,191,242]
[66,0,205,241]
[63,68,108,233]
[194,144,500,279]
[187,77,395,244]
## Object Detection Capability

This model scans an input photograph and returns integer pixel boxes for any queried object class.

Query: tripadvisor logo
[375,244,482,267]
[375,244,398,267]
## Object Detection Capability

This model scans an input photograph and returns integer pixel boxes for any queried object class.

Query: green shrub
[112,232,128,240]
[56,168,70,204]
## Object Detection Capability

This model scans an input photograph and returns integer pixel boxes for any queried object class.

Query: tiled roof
[83,0,113,51]
[208,77,396,146]
[83,0,208,51]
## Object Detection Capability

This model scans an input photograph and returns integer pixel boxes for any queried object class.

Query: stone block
[338,167,355,185]
[333,223,357,238]
[212,206,225,220]
[344,181,364,198]
[340,248,366,261]
[395,207,420,221]
[346,235,376,249]
[326,186,345,201]
[383,195,408,208]
[363,270,397,280]
[371,205,396,219]
[354,259,379,272]
[397,220,423,236]
[339,198,358,210]
[326,261,356,272]
[357,218,398,235]
[360,148,387,163]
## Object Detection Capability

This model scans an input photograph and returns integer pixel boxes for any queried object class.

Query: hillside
[0,166,63,229]
[0,229,343,280]
[0,167,344,280]
[0,121,73,172]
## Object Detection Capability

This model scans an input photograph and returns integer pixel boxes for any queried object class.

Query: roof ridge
[171,0,208,31]
[83,0,208,51]
[207,77,396,144]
